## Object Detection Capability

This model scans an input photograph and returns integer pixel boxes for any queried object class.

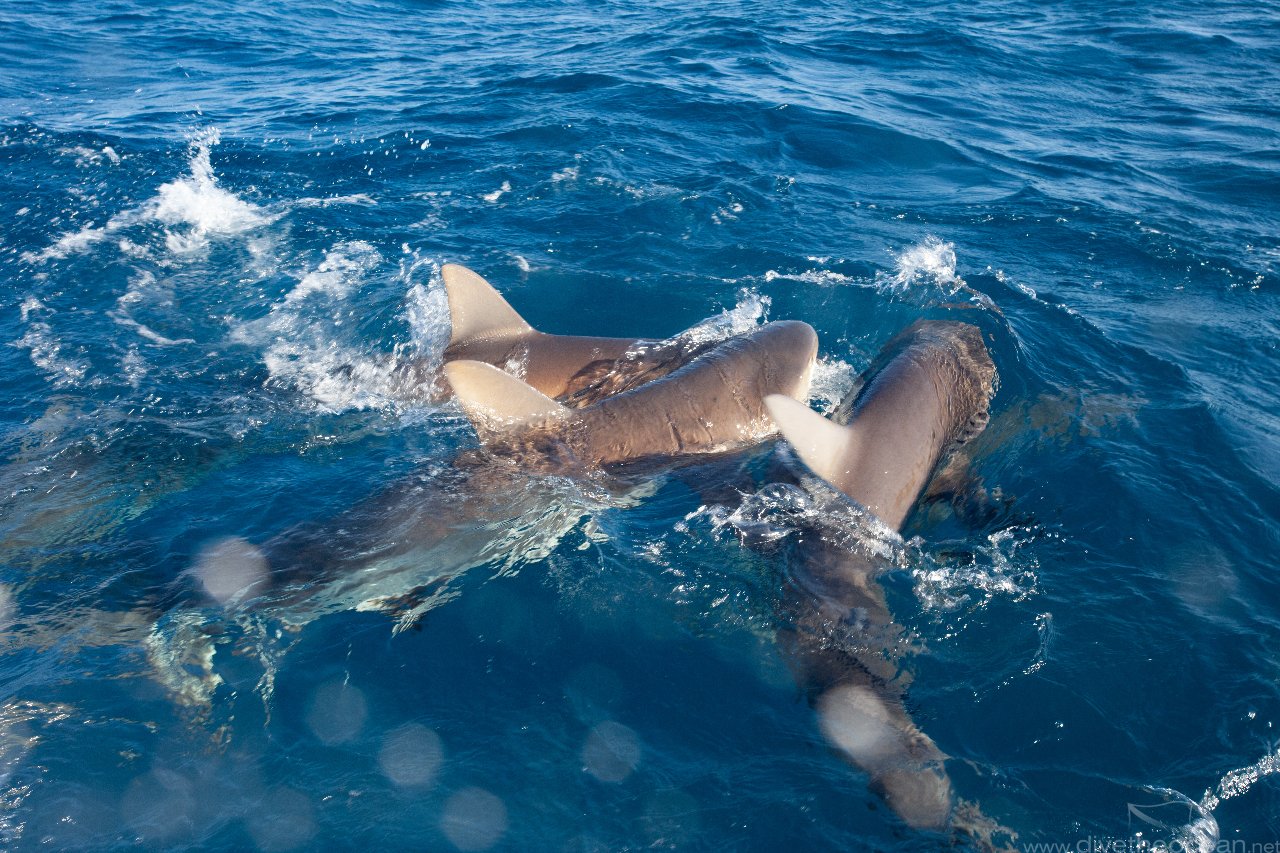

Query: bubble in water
[379,723,445,788]
[440,787,508,851]
[191,536,268,605]
[244,787,316,852]
[581,720,642,783]
[306,680,368,745]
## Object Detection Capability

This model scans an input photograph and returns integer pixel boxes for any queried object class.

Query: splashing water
[910,527,1042,613]
[681,289,771,346]
[152,128,270,253]
[21,127,270,263]
[876,235,965,295]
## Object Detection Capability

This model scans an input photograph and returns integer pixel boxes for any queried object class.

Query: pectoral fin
[444,360,569,434]
[765,394,858,489]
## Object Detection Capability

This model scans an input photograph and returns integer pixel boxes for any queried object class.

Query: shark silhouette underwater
[162,265,1000,838]
[764,319,998,832]
[440,278,1003,835]
[151,265,819,702]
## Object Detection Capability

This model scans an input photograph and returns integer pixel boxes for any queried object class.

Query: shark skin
[146,274,819,713]
[445,318,819,470]
[441,263,745,408]
[765,320,997,833]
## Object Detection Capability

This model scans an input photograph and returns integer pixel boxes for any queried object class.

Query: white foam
[61,145,120,168]
[14,300,90,387]
[402,269,452,358]
[108,270,196,346]
[284,240,379,302]
[807,356,858,415]
[876,235,965,295]
[682,289,770,345]
[763,268,860,287]
[911,526,1041,612]
[228,246,459,413]
[292,193,378,208]
[482,181,511,203]
[151,128,269,252]
[24,127,269,263]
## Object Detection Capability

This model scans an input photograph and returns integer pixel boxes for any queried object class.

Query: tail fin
[443,360,568,436]
[442,264,534,349]
[764,394,858,489]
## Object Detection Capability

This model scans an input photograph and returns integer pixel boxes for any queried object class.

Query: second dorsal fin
[442,263,534,348]
[443,360,568,435]
[764,394,860,490]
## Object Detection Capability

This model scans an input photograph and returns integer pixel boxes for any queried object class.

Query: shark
[147,265,820,710]
[763,319,997,832]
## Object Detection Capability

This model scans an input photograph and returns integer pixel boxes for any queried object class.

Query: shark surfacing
[441,263,735,408]
[147,268,818,712]
[764,320,997,832]
[445,317,819,470]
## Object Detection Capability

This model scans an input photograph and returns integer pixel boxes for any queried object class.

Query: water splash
[910,526,1042,612]
[876,235,965,295]
[22,127,270,264]
[13,297,91,387]
[682,288,771,345]
[152,128,270,253]
[807,356,858,415]
[1200,742,1280,813]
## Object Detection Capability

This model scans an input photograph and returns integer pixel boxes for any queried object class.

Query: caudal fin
[442,264,534,349]
[764,394,859,490]
[443,360,568,436]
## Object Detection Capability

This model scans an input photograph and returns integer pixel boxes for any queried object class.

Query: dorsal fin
[443,360,568,435]
[442,263,534,348]
[765,394,859,489]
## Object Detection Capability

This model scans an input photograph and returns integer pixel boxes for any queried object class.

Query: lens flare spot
[440,787,508,851]
[245,787,316,852]
[379,723,444,788]
[191,536,267,605]
[306,680,368,745]
[581,720,642,783]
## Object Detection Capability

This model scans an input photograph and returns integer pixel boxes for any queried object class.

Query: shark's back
[768,321,995,530]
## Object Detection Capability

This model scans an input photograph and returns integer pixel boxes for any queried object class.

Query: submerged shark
[150,265,819,708]
[764,320,997,832]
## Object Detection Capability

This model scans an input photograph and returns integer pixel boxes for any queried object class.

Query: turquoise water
[2,0,1279,849]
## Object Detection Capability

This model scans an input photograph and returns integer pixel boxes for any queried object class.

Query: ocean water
[2,0,1278,849]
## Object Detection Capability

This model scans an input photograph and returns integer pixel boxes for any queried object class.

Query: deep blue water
[2,0,1279,849]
